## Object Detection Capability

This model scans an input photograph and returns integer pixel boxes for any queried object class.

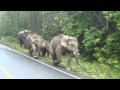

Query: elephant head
[51,34,81,70]
[24,30,32,38]
[31,34,46,50]
[18,30,32,48]
[60,35,80,66]
[61,36,78,53]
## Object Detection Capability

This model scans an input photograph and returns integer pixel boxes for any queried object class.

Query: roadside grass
[1,37,120,79]
[0,37,28,54]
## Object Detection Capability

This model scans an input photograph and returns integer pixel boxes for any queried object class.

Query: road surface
[0,44,89,79]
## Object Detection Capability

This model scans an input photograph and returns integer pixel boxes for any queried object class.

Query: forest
[0,11,120,79]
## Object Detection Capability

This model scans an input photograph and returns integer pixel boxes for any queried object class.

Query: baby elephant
[51,34,81,70]
[26,33,53,59]
[40,40,51,57]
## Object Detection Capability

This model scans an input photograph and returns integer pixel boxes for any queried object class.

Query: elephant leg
[20,43,22,47]
[19,40,22,47]
[45,50,50,57]
[46,51,49,57]
[31,49,33,56]
[23,42,27,48]
[52,53,57,66]
[53,46,62,65]
[66,52,72,70]
[29,48,33,56]
[42,48,46,57]
[23,39,27,48]
[32,44,37,58]
[38,50,41,56]
[37,47,41,56]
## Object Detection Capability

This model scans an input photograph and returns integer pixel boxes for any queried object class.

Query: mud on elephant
[50,34,81,70]
[18,30,32,48]
[26,33,53,59]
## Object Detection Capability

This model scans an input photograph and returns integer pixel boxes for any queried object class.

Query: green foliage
[104,32,120,68]
[1,36,120,79]
[103,11,120,31]
[0,11,120,78]
[65,21,87,37]
[2,26,19,37]
[83,27,103,47]
[82,27,106,61]
[62,11,89,37]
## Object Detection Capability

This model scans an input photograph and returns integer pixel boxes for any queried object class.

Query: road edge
[0,44,84,79]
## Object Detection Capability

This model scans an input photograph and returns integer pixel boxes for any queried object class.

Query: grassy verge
[0,37,120,79]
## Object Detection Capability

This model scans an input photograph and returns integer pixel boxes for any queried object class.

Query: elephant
[39,40,51,57]
[26,33,53,58]
[18,30,32,48]
[50,34,81,70]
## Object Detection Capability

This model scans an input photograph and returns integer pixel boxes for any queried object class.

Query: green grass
[1,37,120,79]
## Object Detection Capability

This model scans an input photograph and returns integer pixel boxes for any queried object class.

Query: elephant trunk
[74,51,82,67]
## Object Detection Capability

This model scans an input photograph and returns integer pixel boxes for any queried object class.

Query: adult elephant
[50,34,81,70]
[18,30,32,48]
[26,33,53,58]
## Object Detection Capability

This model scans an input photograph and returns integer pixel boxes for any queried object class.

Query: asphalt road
[0,44,89,79]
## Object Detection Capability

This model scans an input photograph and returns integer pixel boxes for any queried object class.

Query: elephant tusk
[73,52,75,55]
[73,52,80,55]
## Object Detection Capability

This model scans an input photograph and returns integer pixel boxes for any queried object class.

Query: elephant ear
[31,35,38,43]
[68,40,72,45]
[61,38,67,48]
[42,41,46,47]
[31,37,35,43]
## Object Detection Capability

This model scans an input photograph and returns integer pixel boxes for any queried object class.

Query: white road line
[2,44,81,79]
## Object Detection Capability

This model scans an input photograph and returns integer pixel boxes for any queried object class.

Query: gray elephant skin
[18,30,32,48]
[50,34,81,70]
[26,33,53,58]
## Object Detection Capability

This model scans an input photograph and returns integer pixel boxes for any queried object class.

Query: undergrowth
[1,37,120,79]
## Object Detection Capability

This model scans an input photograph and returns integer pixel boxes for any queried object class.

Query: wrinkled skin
[18,30,32,48]
[51,34,81,70]
[26,33,53,58]
[39,40,51,57]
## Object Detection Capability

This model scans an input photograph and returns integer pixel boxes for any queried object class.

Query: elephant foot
[53,63,57,66]
[65,67,71,71]
[53,61,57,66]
[29,54,32,57]
[53,60,61,66]
[33,56,37,59]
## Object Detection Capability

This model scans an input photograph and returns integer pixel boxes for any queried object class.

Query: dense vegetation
[0,11,120,79]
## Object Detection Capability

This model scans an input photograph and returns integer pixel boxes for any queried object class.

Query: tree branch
[92,11,106,29]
